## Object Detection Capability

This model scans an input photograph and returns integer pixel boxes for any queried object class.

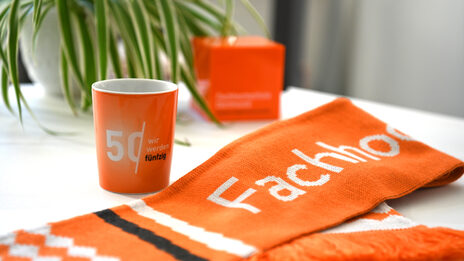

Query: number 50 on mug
[92,79,178,193]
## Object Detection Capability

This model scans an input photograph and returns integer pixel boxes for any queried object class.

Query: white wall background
[305,0,464,118]
[348,0,464,117]
[216,1,464,117]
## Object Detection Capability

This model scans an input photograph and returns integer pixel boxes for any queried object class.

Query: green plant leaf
[130,0,154,78]
[169,2,222,124]
[153,42,164,80]
[178,31,194,70]
[220,0,234,36]
[108,1,144,77]
[74,13,95,111]
[150,25,167,52]
[0,1,34,26]
[7,0,22,124]
[74,0,93,13]
[0,36,8,65]
[57,0,94,110]
[175,1,222,33]
[32,1,53,52]
[240,0,270,38]
[175,5,210,36]
[191,0,240,35]
[59,47,77,116]
[55,0,85,89]
[0,1,35,37]
[95,0,108,80]
[1,0,253,131]
[0,35,8,77]
[19,4,33,27]
[32,0,42,31]
[180,65,221,125]
[191,0,224,22]
[75,12,96,94]
[0,6,10,23]
[147,10,171,80]
[175,10,194,68]
[143,1,161,28]
[1,65,14,114]
[122,39,137,78]
[108,29,122,78]
[174,138,191,146]
[157,0,179,82]
[150,25,165,79]
[2,0,61,133]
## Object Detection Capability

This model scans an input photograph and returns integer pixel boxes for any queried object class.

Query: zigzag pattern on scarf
[0,226,120,261]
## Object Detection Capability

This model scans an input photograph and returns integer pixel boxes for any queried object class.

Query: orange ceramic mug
[92,79,178,193]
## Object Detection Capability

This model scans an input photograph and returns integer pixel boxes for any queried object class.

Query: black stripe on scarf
[95,209,207,261]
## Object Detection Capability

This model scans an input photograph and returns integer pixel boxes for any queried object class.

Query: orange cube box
[192,36,285,121]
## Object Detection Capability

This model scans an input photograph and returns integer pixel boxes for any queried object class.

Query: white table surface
[1,84,463,235]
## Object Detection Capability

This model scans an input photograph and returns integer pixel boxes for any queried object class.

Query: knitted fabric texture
[1,98,463,260]
[250,203,464,261]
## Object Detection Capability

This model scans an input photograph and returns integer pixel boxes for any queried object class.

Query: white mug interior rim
[92,78,178,95]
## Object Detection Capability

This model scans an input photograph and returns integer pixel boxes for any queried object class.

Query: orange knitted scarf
[1,98,463,260]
